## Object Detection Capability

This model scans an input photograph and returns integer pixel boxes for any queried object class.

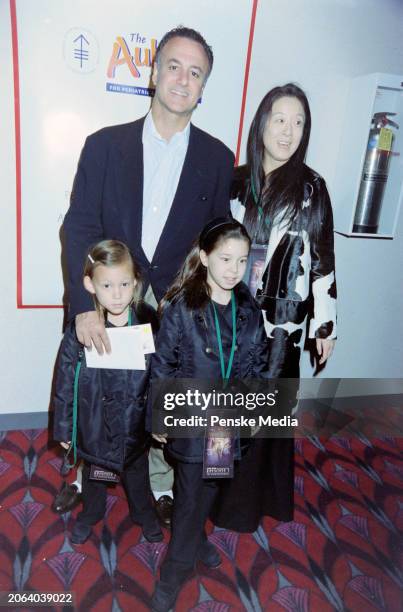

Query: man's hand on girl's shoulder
[76,310,111,355]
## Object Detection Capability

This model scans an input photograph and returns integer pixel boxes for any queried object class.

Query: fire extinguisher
[353,112,399,233]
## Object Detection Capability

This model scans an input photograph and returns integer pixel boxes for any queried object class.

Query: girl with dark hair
[53,240,163,545]
[212,83,337,530]
[149,218,269,612]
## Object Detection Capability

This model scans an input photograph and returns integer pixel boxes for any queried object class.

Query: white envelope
[85,324,154,370]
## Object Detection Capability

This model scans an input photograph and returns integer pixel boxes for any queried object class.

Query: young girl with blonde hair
[53,239,162,545]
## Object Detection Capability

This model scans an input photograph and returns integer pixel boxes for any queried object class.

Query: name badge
[244,243,267,296]
[202,416,235,479]
[89,464,120,483]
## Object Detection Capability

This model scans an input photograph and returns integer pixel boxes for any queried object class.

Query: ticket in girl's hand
[85,324,154,370]
[85,327,146,370]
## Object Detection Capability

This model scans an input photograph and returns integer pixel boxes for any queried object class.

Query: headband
[199,217,241,247]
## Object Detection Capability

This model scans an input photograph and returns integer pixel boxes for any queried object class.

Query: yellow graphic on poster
[106,34,158,96]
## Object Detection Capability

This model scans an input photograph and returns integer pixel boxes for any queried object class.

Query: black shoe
[132,512,164,543]
[151,580,182,612]
[142,515,164,543]
[197,540,222,569]
[71,521,92,545]
[52,483,82,514]
[154,495,173,529]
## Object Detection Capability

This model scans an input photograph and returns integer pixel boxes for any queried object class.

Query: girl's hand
[152,433,168,444]
[60,441,70,450]
[316,338,335,365]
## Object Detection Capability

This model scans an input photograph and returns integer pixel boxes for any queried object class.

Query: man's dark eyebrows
[166,57,204,73]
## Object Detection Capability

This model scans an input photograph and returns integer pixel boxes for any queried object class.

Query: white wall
[1,0,61,415]
[1,0,403,417]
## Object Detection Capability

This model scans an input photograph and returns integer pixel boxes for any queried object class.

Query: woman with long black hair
[211,83,337,529]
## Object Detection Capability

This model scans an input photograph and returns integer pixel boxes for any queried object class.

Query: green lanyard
[251,176,264,220]
[211,291,237,381]
[251,176,272,231]
[65,352,82,468]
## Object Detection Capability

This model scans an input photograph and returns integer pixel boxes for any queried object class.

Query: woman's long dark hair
[243,83,321,243]
[159,218,251,313]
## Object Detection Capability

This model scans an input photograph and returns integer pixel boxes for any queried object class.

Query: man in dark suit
[61,27,234,529]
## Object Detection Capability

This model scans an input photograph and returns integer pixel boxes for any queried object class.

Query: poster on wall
[11,0,256,306]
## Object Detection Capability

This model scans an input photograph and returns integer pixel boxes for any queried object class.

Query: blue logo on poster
[63,28,99,73]
[106,83,155,97]
[73,34,89,68]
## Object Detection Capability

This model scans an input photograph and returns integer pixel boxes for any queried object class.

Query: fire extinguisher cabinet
[333,73,403,238]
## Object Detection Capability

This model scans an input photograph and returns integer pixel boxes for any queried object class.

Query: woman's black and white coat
[231,164,337,377]
[211,165,338,531]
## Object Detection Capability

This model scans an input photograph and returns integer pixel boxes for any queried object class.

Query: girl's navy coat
[148,283,269,463]
[53,302,158,472]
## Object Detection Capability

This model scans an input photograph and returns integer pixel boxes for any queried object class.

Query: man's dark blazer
[63,116,234,318]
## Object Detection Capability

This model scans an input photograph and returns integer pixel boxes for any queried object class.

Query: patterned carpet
[0,429,402,611]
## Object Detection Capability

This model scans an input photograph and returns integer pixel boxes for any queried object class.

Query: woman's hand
[152,433,168,444]
[60,441,70,450]
[316,339,335,365]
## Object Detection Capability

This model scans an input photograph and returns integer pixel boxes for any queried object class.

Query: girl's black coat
[147,283,269,462]
[53,302,158,472]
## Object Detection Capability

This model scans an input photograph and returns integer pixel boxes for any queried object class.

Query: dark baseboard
[0,411,49,432]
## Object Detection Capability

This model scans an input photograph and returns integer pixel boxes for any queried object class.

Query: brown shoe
[154,495,173,529]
